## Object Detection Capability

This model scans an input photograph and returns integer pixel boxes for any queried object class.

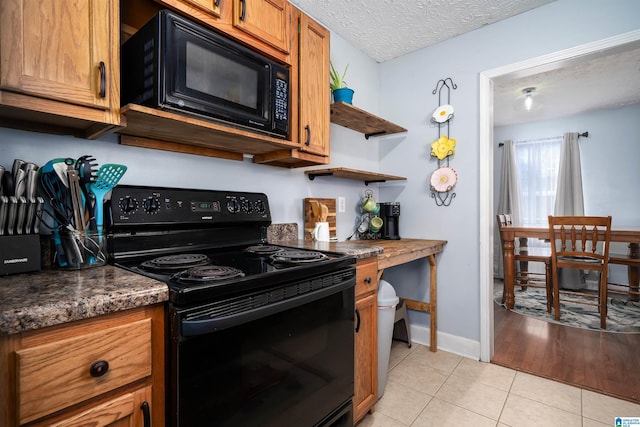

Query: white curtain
[554,132,584,215]
[515,137,562,227]
[495,140,521,277]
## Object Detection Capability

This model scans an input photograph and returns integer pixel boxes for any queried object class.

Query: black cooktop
[114,244,355,306]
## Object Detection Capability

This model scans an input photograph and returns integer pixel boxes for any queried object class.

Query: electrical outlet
[338,196,346,213]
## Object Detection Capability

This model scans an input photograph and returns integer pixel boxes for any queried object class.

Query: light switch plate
[338,196,346,213]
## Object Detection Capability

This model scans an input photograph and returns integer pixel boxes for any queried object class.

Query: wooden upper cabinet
[182,0,222,17]
[0,0,120,137]
[298,12,330,157]
[232,0,290,54]
[149,0,290,62]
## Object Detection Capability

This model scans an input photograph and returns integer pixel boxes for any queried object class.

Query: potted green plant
[330,62,354,104]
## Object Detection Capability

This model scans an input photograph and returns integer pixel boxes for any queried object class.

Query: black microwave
[121,10,289,138]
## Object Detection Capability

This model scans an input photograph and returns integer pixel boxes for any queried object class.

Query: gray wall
[377,0,640,353]
[494,104,640,227]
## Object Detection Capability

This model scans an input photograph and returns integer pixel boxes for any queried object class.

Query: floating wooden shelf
[305,167,406,185]
[119,104,298,157]
[330,102,407,139]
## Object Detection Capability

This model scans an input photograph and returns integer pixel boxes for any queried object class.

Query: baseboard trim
[409,324,480,360]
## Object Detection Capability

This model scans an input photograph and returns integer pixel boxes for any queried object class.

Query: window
[513,137,562,227]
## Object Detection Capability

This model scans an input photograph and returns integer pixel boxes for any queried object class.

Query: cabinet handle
[141,401,151,427]
[355,308,361,333]
[89,360,109,377]
[364,277,372,284]
[98,61,106,99]
[239,0,246,21]
[215,0,220,6]
[304,125,311,146]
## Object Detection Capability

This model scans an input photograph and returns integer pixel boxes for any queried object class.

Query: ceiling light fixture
[514,87,543,113]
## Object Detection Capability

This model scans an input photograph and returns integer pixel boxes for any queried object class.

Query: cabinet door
[233,0,290,53]
[354,292,378,424]
[182,0,221,17]
[0,0,118,112]
[48,386,152,427]
[298,13,330,157]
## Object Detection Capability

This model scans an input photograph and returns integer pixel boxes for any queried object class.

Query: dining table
[499,225,640,310]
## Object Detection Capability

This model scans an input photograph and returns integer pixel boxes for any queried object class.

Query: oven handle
[181,279,355,337]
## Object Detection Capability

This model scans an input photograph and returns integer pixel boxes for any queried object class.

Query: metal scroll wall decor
[429,78,458,206]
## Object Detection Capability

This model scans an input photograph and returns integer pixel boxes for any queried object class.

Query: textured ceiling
[288,0,555,62]
[289,0,640,126]
[493,44,640,126]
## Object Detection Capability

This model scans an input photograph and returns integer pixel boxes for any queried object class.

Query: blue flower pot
[332,88,354,104]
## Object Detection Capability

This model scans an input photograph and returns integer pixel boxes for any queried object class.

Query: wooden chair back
[548,216,612,269]
[547,215,612,329]
[497,213,553,312]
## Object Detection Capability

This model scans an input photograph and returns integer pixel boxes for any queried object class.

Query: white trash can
[377,279,399,398]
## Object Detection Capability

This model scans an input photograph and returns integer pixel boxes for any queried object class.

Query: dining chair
[496,214,553,312]
[548,215,612,329]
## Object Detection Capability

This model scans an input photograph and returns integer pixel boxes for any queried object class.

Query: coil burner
[140,254,211,272]
[270,249,330,265]
[243,245,283,255]
[173,265,245,284]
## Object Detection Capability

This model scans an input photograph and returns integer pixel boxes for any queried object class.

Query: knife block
[0,234,41,275]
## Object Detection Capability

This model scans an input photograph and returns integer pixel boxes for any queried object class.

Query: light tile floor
[357,341,640,427]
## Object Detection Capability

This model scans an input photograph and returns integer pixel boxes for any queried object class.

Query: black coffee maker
[380,202,400,240]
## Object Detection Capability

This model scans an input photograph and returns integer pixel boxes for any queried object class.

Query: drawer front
[356,257,378,298]
[16,319,152,424]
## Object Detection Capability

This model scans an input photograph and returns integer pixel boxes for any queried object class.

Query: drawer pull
[89,360,109,377]
[141,401,151,427]
[364,277,372,284]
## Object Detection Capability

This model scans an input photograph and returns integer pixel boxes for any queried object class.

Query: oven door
[169,270,355,427]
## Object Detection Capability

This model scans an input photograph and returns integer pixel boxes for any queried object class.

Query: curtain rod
[498,131,588,147]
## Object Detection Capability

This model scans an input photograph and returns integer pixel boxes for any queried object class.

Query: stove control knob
[119,196,138,214]
[240,199,253,214]
[226,199,240,214]
[143,196,160,214]
[255,199,267,215]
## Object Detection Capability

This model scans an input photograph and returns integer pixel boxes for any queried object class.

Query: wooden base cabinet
[0,305,165,427]
[354,257,378,424]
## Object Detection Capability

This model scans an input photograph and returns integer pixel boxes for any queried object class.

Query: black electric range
[105,185,357,427]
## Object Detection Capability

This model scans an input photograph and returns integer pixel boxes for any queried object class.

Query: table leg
[502,238,516,310]
[629,243,639,302]
[427,254,437,352]
[403,254,439,352]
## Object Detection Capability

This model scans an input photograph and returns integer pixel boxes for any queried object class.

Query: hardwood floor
[491,301,640,404]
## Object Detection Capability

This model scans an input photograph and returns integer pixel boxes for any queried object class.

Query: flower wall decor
[429,78,458,207]
[430,135,456,160]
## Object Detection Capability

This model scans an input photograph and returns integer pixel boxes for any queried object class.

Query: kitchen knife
[25,168,38,199]
[14,168,26,199]
[33,197,44,234]
[15,196,27,234]
[24,197,37,234]
[0,196,7,236]
[11,159,25,185]
[6,196,17,235]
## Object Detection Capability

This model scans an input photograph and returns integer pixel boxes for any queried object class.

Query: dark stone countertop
[0,265,168,335]
[270,239,384,259]
[0,226,380,336]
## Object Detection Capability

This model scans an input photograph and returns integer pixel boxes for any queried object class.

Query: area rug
[494,288,640,333]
